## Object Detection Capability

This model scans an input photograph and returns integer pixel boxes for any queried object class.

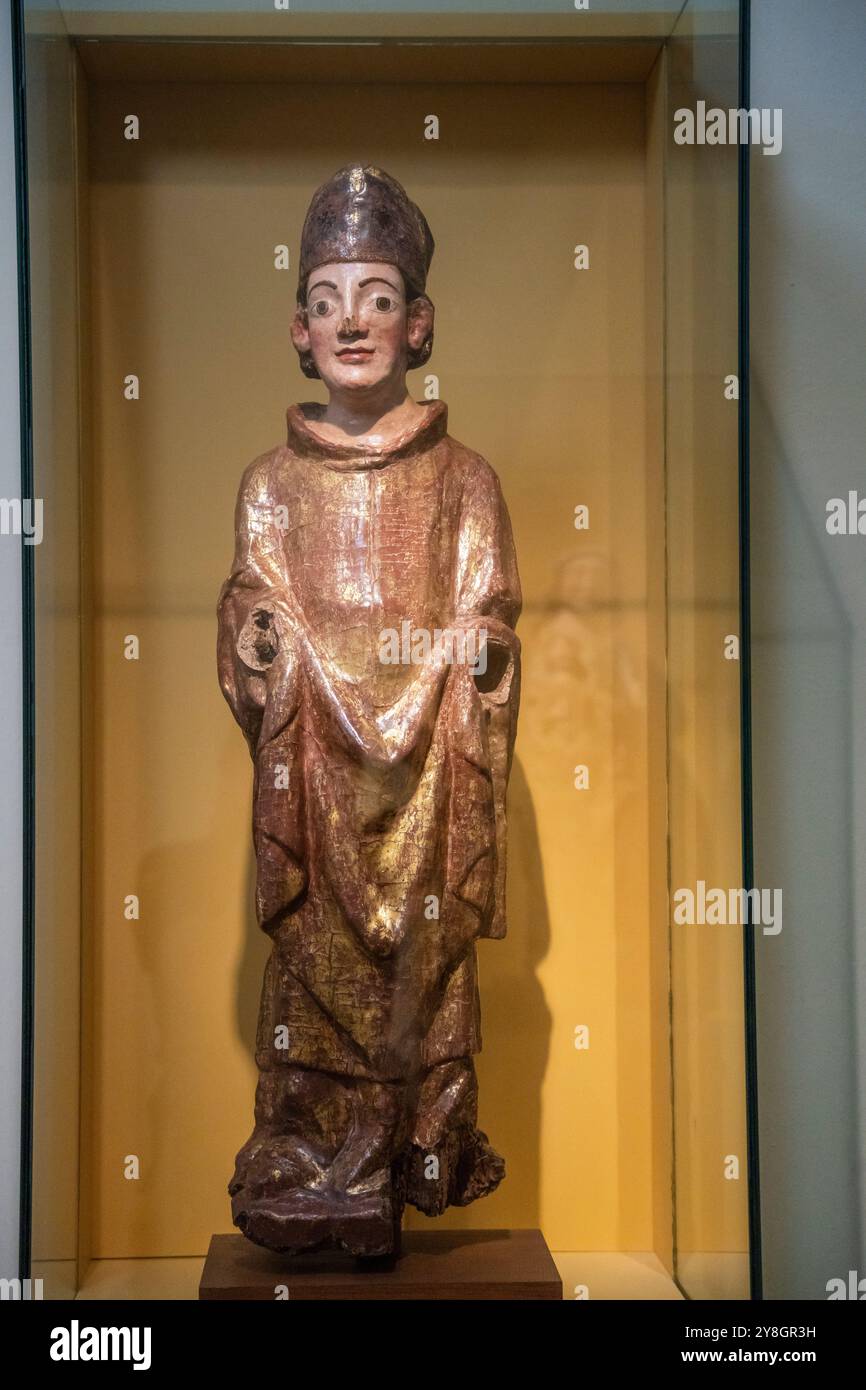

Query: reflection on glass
[665,0,749,1300]
[20,0,749,1300]
[24,0,83,1300]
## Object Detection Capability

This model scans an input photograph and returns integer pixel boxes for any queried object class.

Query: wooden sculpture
[217,165,521,1256]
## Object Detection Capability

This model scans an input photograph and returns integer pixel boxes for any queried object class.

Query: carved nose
[338,314,362,337]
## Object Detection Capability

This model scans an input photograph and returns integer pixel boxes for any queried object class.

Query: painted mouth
[336,346,374,359]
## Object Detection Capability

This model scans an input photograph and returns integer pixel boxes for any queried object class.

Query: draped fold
[217,400,521,1082]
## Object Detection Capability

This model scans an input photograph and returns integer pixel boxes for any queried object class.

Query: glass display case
[15,0,754,1300]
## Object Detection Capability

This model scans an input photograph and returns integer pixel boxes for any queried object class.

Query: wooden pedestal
[199,1228,562,1301]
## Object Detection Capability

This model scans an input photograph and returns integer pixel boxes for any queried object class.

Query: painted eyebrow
[358,277,402,293]
[307,276,401,298]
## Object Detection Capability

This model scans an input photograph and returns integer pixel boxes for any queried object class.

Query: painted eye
[310,300,332,317]
[374,295,395,312]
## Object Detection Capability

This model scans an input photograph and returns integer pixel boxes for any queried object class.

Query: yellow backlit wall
[82,69,676,1259]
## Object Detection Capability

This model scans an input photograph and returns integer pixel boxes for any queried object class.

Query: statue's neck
[313,385,429,449]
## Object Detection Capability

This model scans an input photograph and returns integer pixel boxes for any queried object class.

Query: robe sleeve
[216,453,291,757]
[453,455,522,940]
[454,454,521,632]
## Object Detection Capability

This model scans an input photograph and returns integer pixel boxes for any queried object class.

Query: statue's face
[292,261,429,392]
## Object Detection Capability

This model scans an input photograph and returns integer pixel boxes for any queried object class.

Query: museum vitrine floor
[71,1250,688,1301]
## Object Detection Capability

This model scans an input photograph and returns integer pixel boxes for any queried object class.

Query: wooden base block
[199,1229,562,1301]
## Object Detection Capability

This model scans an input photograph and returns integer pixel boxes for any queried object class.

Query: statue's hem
[229,1124,505,1258]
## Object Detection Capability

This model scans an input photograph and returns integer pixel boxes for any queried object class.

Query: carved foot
[403,1124,506,1216]
[232,1183,401,1258]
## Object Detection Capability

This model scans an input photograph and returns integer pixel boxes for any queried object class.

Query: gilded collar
[285,399,448,469]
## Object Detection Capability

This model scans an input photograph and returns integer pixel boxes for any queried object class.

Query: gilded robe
[217,399,521,1253]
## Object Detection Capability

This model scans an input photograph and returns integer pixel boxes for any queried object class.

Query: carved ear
[407,296,434,351]
[407,296,434,369]
[290,307,321,380]
[290,306,311,355]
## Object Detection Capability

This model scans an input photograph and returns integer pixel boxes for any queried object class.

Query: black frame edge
[10,0,34,1287]
[738,0,763,1303]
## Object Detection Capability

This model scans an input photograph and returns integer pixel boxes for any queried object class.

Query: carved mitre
[296,163,435,304]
